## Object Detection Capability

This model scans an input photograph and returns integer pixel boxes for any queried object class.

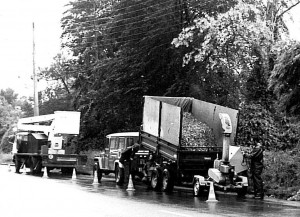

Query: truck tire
[93,163,103,182]
[29,157,42,175]
[15,156,21,174]
[162,169,174,192]
[151,168,162,191]
[115,165,124,185]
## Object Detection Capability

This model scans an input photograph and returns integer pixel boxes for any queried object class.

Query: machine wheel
[151,168,162,191]
[115,165,124,185]
[237,186,248,197]
[162,169,174,192]
[193,180,204,197]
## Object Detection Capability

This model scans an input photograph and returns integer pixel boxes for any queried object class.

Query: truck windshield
[119,138,125,150]
[127,138,134,147]
[110,138,117,149]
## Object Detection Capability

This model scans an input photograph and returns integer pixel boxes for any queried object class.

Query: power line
[63,0,179,26]
[63,1,186,34]
[62,24,181,51]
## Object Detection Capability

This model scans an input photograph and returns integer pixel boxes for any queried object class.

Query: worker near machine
[243,142,264,199]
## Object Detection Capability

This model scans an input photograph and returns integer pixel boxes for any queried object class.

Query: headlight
[48,154,53,159]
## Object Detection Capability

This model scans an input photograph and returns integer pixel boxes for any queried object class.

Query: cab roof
[106,132,139,138]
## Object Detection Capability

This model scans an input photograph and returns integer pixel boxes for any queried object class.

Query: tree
[0,88,18,105]
[269,41,300,116]
[38,53,77,114]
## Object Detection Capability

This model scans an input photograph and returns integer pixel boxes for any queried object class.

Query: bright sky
[0,1,300,98]
[0,0,70,97]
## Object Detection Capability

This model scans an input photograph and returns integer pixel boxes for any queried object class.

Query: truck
[12,111,87,175]
[95,96,248,196]
[93,132,144,184]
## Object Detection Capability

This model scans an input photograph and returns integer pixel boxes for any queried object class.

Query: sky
[0,1,300,98]
[0,0,70,97]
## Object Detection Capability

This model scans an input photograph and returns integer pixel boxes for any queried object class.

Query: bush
[263,150,300,199]
[237,103,300,150]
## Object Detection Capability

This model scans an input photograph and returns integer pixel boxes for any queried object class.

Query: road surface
[1,165,300,217]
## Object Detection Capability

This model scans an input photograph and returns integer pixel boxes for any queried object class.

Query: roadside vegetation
[1,0,300,200]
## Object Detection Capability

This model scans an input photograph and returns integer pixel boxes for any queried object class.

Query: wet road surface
[1,164,300,217]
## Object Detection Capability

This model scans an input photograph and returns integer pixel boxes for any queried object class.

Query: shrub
[263,150,300,199]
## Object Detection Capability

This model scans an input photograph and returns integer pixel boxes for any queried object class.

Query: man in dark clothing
[243,142,264,199]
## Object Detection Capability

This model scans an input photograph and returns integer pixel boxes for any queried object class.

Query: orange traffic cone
[126,174,135,191]
[8,164,11,172]
[43,167,49,178]
[206,181,218,202]
[72,168,77,180]
[93,169,99,185]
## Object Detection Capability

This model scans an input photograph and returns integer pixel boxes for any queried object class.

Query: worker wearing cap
[243,142,264,199]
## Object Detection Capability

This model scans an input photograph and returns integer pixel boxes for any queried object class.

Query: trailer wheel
[115,165,124,185]
[162,169,174,192]
[237,186,247,197]
[193,180,203,197]
[151,168,162,191]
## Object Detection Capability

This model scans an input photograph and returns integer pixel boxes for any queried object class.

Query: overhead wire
[62,0,188,34]
[63,0,179,26]
[58,0,200,74]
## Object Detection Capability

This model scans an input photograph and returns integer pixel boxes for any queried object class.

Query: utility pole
[32,22,39,116]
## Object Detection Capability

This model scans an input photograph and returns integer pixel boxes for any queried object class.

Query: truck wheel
[115,165,124,185]
[193,180,202,197]
[35,160,42,174]
[15,156,21,174]
[151,168,162,191]
[30,157,38,174]
[162,169,174,192]
[94,163,102,182]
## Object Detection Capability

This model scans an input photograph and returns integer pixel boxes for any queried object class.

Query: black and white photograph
[1,1,300,216]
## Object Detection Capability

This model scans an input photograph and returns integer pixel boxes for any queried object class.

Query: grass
[0,152,13,165]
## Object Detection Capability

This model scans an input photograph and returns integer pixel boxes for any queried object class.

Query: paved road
[1,165,300,217]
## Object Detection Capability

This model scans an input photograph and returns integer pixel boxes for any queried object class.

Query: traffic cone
[72,168,77,180]
[126,174,135,191]
[43,167,49,178]
[206,181,218,202]
[8,164,11,172]
[92,169,99,185]
[22,164,27,174]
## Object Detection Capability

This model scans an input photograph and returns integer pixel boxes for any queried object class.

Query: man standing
[243,142,264,199]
